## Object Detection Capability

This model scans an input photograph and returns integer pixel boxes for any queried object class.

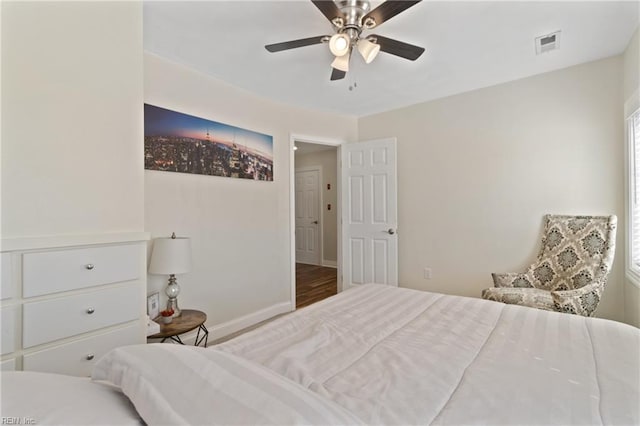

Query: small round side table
[148,309,208,347]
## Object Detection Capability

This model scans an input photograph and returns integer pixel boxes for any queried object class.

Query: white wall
[624,28,639,103]
[624,28,640,328]
[359,56,626,322]
[295,148,339,264]
[1,2,144,239]
[145,54,357,327]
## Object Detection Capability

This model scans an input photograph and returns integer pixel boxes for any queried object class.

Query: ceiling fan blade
[362,0,422,29]
[370,35,425,60]
[311,0,346,24]
[265,36,328,52]
[330,68,346,81]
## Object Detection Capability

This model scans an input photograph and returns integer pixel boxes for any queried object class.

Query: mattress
[216,284,640,425]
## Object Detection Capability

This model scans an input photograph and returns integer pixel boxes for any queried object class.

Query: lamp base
[167,297,181,318]
[165,274,182,318]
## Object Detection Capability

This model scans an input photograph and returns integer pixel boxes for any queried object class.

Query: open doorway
[293,140,339,308]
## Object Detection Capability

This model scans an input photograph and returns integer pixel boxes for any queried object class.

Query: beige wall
[359,56,625,322]
[1,2,144,239]
[624,28,640,327]
[623,28,639,103]
[295,148,339,264]
[145,54,357,326]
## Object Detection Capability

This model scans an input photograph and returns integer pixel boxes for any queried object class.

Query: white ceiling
[144,1,639,117]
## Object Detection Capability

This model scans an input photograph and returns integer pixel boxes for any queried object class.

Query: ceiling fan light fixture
[329,33,350,56]
[264,0,426,82]
[331,53,350,72]
[357,38,381,64]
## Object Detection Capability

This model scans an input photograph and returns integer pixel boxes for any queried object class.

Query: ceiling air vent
[535,31,561,55]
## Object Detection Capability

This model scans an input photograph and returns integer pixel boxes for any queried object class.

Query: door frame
[294,165,323,267]
[289,134,344,310]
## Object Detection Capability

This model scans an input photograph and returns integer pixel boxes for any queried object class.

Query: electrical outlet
[423,268,432,280]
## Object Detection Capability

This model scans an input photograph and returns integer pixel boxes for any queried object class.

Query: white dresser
[0,233,148,376]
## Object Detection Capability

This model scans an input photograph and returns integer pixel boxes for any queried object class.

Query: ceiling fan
[265,0,425,81]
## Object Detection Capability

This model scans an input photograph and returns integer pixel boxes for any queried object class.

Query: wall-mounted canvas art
[144,104,273,181]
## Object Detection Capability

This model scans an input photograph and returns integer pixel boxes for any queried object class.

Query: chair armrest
[491,272,534,288]
[551,281,604,317]
[481,287,555,311]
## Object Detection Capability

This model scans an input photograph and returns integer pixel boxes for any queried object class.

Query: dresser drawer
[23,244,140,298]
[23,324,141,376]
[1,305,17,355]
[1,253,14,300]
[1,358,16,371]
[23,284,140,348]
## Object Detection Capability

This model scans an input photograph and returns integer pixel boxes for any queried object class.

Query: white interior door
[341,138,397,288]
[295,168,321,265]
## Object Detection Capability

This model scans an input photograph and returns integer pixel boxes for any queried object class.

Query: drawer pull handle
[86,307,95,314]
[85,264,95,270]
[86,354,95,361]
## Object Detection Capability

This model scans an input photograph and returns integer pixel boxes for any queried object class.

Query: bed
[3,284,639,425]
[216,284,640,425]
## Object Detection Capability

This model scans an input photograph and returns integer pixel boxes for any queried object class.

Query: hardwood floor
[296,263,337,308]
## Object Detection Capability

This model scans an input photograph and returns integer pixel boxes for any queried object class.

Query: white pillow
[92,344,364,425]
[1,371,142,425]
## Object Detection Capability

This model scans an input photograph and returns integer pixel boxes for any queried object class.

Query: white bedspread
[217,284,640,425]
[92,344,364,425]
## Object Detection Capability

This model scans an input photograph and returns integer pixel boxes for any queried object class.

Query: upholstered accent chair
[482,215,616,316]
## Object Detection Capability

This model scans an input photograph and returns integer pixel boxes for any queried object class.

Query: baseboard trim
[171,301,293,346]
[322,260,337,268]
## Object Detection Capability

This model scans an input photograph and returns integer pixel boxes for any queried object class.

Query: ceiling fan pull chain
[349,74,358,91]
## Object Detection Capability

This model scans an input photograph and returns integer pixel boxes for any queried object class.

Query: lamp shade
[329,33,350,57]
[357,38,380,64]
[148,236,192,275]
[331,53,350,72]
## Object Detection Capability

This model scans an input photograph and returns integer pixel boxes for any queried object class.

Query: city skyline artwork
[144,104,273,181]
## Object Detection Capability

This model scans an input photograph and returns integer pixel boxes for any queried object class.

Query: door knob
[387,228,396,235]
[312,221,318,224]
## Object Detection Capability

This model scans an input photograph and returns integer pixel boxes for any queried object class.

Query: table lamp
[148,232,191,318]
